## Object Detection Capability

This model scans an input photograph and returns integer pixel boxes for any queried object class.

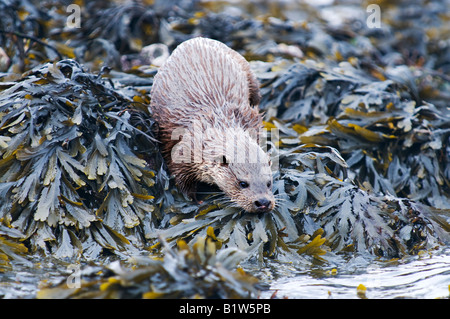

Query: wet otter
[150,37,274,213]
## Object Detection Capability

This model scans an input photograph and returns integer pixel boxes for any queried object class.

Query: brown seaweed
[0,0,449,299]
[37,236,259,299]
[0,59,159,259]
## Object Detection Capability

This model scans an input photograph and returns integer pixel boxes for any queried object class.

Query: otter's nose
[254,198,272,212]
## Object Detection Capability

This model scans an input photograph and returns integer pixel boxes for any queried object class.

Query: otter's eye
[267,181,271,188]
[239,181,249,188]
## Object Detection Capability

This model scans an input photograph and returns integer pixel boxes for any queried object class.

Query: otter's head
[198,128,275,213]
[219,160,274,213]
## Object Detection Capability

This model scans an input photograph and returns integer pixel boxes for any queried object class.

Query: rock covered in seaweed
[0,59,159,259]
[0,0,448,293]
[37,236,259,299]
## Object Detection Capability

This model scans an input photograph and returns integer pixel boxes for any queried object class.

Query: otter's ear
[214,155,229,167]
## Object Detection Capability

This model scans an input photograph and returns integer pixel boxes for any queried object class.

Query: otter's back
[151,38,258,122]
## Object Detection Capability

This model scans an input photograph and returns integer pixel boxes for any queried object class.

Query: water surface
[260,247,450,299]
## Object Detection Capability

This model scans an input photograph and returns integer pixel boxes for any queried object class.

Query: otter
[150,37,274,213]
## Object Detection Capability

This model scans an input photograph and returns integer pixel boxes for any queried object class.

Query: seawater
[260,247,450,299]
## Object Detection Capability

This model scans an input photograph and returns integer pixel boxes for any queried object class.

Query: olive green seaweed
[0,0,449,299]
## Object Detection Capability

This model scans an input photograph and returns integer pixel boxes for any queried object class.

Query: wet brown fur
[150,37,274,212]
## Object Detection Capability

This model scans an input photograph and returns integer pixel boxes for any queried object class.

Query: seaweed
[0,0,449,299]
[37,236,259,299]
[0,224,29,272]
[154,202,328,264]
[263,59,449,210]
[0,59,159,259]
[252,58,450,256]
